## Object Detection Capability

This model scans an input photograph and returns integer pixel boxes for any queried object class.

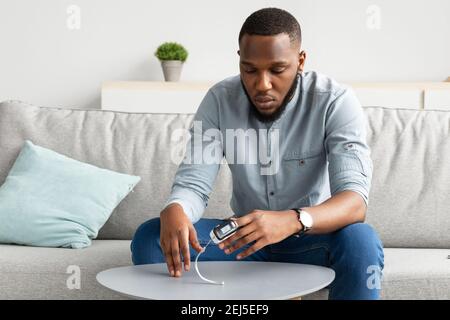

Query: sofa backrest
[0,101,449,248]
[0,101,233,241]
[363,106,450,248]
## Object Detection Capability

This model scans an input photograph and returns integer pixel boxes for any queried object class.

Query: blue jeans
[130,218,384,300]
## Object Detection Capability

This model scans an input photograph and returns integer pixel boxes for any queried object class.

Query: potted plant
[155,42,188,82]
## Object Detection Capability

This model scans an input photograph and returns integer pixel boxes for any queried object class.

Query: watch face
[300,211,313,228]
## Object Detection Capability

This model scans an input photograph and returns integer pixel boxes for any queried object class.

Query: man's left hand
[218,209,301,260]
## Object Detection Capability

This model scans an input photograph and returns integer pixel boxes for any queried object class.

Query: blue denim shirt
[165,71,373,223]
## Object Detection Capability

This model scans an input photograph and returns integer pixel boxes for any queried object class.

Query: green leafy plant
[155,42,188,62]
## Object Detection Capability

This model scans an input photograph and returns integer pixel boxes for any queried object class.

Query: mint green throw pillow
[0,141,141,248]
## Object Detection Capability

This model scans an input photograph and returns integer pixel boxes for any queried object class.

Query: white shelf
[102,81,213,114]
[101,81,450,113]
[425,89,450,110]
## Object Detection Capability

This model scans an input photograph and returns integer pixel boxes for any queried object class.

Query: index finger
[218,215,254,249]
[219,222,257,250]
[179,229,191,272]
[234,214,253,228]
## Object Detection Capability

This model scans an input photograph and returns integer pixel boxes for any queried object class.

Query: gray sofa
[0,100,449,300]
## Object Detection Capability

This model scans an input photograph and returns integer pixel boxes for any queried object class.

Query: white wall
[0,0,449,109]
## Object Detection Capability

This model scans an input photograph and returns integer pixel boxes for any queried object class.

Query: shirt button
[269,191,274,196]
[299,159,305,165]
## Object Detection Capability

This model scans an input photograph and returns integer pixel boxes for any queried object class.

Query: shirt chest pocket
[283,150,326,180]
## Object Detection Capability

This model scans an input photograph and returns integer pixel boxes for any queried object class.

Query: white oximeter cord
[194,239,225,285]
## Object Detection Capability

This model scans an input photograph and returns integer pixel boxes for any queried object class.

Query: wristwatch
[291,208,313,236]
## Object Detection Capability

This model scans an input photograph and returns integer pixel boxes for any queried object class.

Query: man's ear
[298,50,306,72]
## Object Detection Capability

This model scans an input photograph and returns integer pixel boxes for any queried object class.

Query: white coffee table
[97,261,335,300]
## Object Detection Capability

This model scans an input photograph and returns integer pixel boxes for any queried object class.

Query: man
[131,7,384,300]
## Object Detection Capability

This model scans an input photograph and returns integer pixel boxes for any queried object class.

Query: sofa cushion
[0,140,140,248]
[380,248,450,299]
[0,241,131,299]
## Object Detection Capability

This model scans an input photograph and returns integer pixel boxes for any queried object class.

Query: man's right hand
[160,203,203,277]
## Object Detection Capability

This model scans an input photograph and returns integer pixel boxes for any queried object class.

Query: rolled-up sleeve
[164,89,223,223]
[324,87,373,207]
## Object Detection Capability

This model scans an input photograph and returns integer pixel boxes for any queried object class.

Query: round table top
[97,261,335,300]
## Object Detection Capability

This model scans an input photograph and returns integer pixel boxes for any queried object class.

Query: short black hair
[238,8,301,47]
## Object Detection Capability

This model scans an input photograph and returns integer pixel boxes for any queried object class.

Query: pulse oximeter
[209,220,239,244]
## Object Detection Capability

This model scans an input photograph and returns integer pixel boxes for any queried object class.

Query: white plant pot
[161,60,183,82]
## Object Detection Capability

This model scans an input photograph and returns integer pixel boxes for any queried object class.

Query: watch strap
[291,208,306,236]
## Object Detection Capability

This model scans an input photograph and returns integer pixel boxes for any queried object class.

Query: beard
[241,72,300,123]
